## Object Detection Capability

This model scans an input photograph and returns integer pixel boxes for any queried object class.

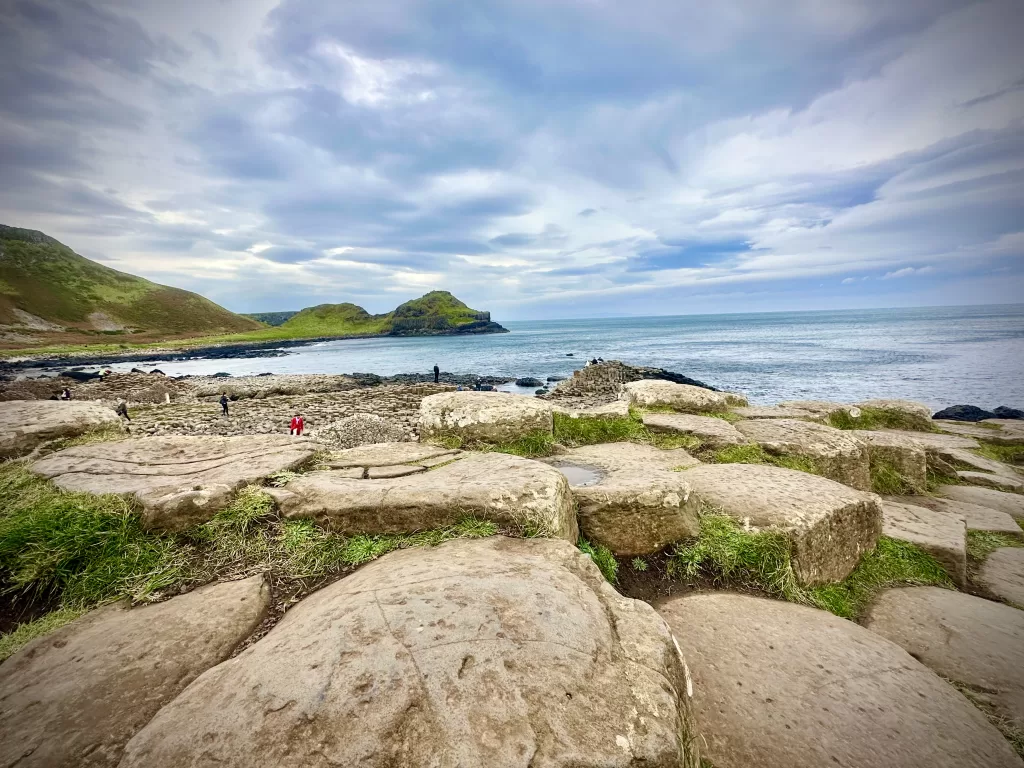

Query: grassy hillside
[0,225,262,339]
[243,311,298,327]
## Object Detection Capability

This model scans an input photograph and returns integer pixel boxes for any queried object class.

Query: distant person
[59,388,72,400]
[290,414,305,436]
[115,400,130,421]
[219,393,229,417]
[590,358,599,365]
[433,364,440,384]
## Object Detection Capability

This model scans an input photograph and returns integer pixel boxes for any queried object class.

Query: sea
[95,304,1024,409]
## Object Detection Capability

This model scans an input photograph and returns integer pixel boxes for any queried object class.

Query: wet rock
[881,500,967,586]
[514,377,544,387]
[0,400,122,459]
[0,576,269,768]
[119,538,697,768]
[658,592,1021,768]
[994,406,1024,420]
[419,391,553,443]
[932,405,997,422]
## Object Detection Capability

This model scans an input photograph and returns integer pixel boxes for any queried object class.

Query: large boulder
[269,451,578,541]
[622,380,745,412]
[31,435,317,531]
[681,463,881,584]
[0,399,122,459]
[658,592,1022,768]
[641,412,749,448]
[310,413,408,449]
[890,494,1023,536]
[0,576,268,768]
[857,398,934,431]
[864,587,1024,728]
[881,500,967,586]
[939,485,1024,520]
[418,391,553,443]
[933,404,997,422]
[733,418,871,491]
[119,537,699,768]
[851,429,928,493]
[543,443,700,555]
[979,547,1024,607]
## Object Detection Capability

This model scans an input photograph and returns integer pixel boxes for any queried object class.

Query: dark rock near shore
[993,405,1024,420]
[349,372,512,388]
[547,375,566,382]
[212,372,231,378]
[515,377,544,387]
[932,404,996,422]
[58,369,102,382]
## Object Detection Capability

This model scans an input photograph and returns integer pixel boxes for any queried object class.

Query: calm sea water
[101,305,1024,408]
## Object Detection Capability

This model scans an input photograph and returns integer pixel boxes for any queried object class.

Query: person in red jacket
[290,414,304,436]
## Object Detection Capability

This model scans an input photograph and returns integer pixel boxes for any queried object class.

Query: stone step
[641,412,749,448]
[881,500,967,586]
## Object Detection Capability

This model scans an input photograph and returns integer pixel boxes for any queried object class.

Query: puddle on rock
[552,463,604,487]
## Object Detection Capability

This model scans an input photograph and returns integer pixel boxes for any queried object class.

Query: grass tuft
[827,406,937,433]
[966,530,1024,562]
[44,423,127,453]
[711,444,820,475]
[869,457,919,495]
[631,556,649,572]
[578,538,618,583]
[552,412,647,447]
[0,606,86,662]
[975,443,1024,466]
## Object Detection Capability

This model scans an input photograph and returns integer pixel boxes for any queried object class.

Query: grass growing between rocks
[552,412,647,447]
[947,678,1024,760]
[975,442,1024,466]
[42,422,128,453]
[0,606,85,662]
[578,538,618,583]
[826,406,937,433]
[869,457,922,495]
[965,530,1024,563]
[711,444,821,475]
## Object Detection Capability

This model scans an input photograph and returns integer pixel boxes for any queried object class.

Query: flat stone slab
[957,470,1024,491]
[0,400,122,459]
[418,391,553,443]
[120,538,698,768]
[324,441,460,468]
[778,399,852,417]
[0,576,269,768]
[884,429,981,451]
[642,412,749,448]
[891,495,1023,536]
[937,419,1024,445]
[979,547,1024,607]
[852,429,928,493]
[734,418,871,491]
[623,379,745,412]
[681,463,881,584]
[882,501,967,586]
[658,592,1020,768]
[544,443,700,555]
[31,436,318,531]
[551,400,630,419]
[940,485,1024,520]
[730,405,822,420]
[865,586,1024,729]
[270,452,578,541]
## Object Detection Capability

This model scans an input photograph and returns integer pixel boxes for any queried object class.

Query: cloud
[882,266,935,279]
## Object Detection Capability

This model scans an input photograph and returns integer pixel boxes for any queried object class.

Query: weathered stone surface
[852,429,928,493]
[957,470,1024,491]
[979,547,1024,606]
[885,429,980,451]
[622,379,743,412]
[881,501,967,586]
[551,400,630,419]
[940,485,1024,520]
[270,452,577,541]
[418,391,553,443]
[659,592,1021,768]
[682,463,881,584]
[734,418,871,491]
[890,494,1023,536]
[857,398,934,430]
[865,587,1024,728]
[120,538,698,768]
[31,436,317,531]
[0,399,122,459]
[641,412,749,448]
[544,443,700,556]
[730,405,821,420]
[937,419,1024,445]
[778,399,851,417]
[366,464,426,479]
[325,442,459,468]
[0,576,269,768]
[941,447,1024,477]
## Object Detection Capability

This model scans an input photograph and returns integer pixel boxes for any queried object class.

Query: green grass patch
[869,457,920,495]
[706,410,743,423]
[826,406,937,433]
[0,606,86,662]
[966,530,1024,562]
[552,412,647,447]
[43,422,128,453]
[711,444,820,475]
[975,443,1024,465]
[578,538,618,583]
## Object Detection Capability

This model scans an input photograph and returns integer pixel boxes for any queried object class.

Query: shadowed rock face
[0,399,122,458]
[865,587,1024,730]
[418,391,553,443]
[119,537,699,768]
[0,576,269,768]
[733,418,871,491]
[270,451,578,541]
[658,592,1023,768]
[30,435,317,530]
[881,500,967,587]
[682,463,881,585]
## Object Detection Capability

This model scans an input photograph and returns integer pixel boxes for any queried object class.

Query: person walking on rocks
[290,413,305,436]
[219,393,229,417]
[115,400,130,421]
[433,364,440,384]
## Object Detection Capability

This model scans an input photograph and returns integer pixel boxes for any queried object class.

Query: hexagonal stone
[641,412,749,448]
[890,494,1023,536]
[733,418,871,491]
[418,391,553,443]
[0,576,269,768]
[979,547,1024,607]
[622,380,744,412]
[119,538,699,768]
[939,485,1024,520]
[269,452,577,541]
[865,587,1024,728]
[658,592,1020,768]
[544,442,700,556]
[881,500,967,586]
[957,470,1024,492]
[852,430,928,493]
[31,436,318,531]
[0,400,122,459]
[681,463,881,584]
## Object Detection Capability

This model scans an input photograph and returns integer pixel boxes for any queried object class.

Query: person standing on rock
[433,364,440,384]
[290,413,305,436]
[219,393,229,417]
[59,387,72,400]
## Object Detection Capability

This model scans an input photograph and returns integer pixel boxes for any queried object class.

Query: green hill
[279,291,507,336]
[0,225,262,338]
[243,310,298,327]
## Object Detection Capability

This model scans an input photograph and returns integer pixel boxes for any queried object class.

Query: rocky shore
[1,361,1023,767]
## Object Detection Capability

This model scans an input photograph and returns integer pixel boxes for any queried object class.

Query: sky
[1,0,1023,320]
